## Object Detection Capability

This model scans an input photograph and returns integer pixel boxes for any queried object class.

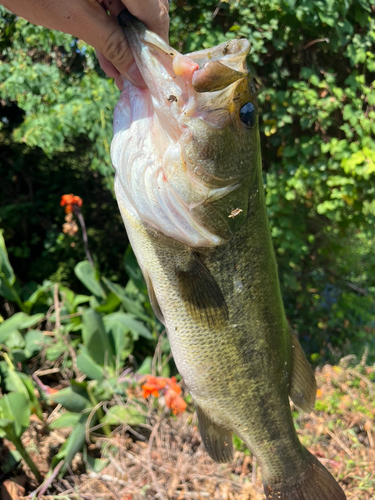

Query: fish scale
[112,11,347,500]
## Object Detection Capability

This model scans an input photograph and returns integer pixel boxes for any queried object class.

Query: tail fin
[263,451,346,500]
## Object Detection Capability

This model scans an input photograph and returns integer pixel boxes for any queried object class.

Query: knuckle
[155,0,170,36]
[102,30,131,69]
[158,0,170,20]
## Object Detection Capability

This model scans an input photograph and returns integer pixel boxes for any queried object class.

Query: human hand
[1,0,169,89]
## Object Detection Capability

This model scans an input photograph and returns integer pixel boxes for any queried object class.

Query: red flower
[60,194,83,214]
[141,375,186,414]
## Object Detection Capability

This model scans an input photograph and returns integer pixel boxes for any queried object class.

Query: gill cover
[111,12,253,247]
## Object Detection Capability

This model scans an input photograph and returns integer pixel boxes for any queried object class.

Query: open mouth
[118,11,250,95]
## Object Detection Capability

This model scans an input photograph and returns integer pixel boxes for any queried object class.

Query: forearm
[0,0,169,88]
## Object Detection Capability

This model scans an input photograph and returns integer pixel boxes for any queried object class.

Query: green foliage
[0,236,160,479]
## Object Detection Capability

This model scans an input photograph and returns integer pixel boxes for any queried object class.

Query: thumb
[85,13,145,87]
[71,1,145,87]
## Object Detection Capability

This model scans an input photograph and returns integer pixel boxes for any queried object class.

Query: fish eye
[239,102,257,129]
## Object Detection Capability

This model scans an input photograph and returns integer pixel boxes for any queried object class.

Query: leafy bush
[0,232,171,478]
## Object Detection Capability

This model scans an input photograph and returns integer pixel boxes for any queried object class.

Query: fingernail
[127,62,147,88]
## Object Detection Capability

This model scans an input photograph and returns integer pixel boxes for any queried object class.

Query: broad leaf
[104,312,153,341]
[49,386,91,413]
[74,261,106,299]
[0,230,15,286]
[0,312,29,344]
[50,411,82,429]
[76,345,104,380]
[0,392,30,437]
[82,309,115,368]
[101,405,146,426]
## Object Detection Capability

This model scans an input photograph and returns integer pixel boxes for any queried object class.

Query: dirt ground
[1,361,374,500]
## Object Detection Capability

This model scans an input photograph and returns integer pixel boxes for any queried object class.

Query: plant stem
[87,385,111,437]
[11,433,43,483]
[0,272,28,313]
[75,209,94,267]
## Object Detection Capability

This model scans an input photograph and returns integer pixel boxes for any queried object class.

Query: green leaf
[74,261,106,299]
[23,280,52,309]
[55,414,89,472]
[95,292,121,313]
[0,230,15,286]
[0,312,28,344]
[124,246,148,296]
[49,386,91,413]
[4,370,29,398]
[0,312,44,345]
[50,411,82,429]
[104,312,153,341]
[101,277,151,322]
[19,313,44,329]
[4,330,25,350]
[24,329,50,357]
[76,346,104,380]
[85,455,109,473]
[18,373,43,420]
[137,356,152,375]
[82,309,115,368]
[0,392,30,437]
[72,294,92,310]
[45,342,66,361]
[101,405,146,426]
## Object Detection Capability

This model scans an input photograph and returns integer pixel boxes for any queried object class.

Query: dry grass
[2,360,374,500]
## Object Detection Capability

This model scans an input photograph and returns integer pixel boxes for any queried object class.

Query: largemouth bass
[111,11,346,500]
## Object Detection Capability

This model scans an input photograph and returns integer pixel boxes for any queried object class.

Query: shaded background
[1,0,374,363]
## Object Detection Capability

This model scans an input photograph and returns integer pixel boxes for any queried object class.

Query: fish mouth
[118,11,251,189]
[118,10,250,110]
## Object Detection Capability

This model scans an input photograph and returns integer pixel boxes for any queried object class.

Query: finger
[114,73,124,90]
[123,0,170,42]
[97,49,124,89]
[96,49,120,79]
[74,2,146,87]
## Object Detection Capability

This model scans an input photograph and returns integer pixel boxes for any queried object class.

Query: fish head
[112,12,261,247]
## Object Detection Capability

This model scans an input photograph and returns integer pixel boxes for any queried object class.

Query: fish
[111,11,346,500]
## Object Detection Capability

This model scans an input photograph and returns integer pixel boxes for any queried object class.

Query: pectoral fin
[144,273,164,324]
[176,254,228,329]
[289,333,317,412]
[196,405,233,463]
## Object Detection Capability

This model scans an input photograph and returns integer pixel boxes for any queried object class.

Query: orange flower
[166,376,182,394]
[44,386,59,395]
[142,375,167,398]
[60,194,83,214]
[141,375,186,414]
[164,388,187,415]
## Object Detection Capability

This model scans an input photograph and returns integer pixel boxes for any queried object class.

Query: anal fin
[196,405,233,463]
[289,333,317,412]
[176,254,228,330]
